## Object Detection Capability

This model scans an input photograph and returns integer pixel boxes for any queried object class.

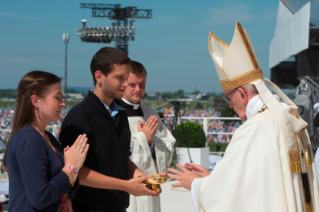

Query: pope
[168,22,319,212]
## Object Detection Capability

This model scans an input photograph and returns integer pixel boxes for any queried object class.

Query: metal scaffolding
[76,3,152,55]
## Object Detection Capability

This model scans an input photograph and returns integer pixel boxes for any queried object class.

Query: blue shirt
[103,100,125,121]
[90,89,125,121]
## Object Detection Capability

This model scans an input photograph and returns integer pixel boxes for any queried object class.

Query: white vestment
[315,148,319,185]
[120,100,175,212]
[192,95,319,212]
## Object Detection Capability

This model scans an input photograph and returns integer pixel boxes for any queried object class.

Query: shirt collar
[246,94,265,119]
[90,89,125,114]
[246,94,289,119]
[121,98,140,110]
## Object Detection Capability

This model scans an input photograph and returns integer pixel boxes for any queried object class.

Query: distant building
[66,93,84,100]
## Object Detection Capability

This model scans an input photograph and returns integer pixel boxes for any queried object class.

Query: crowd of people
[0,107,242,144]
[161,107,243,143]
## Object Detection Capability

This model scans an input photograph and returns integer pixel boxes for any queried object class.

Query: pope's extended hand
[167,164,198,190]
[184,163,211,178]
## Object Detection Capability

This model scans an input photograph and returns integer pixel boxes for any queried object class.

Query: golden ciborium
[139,174,168,193]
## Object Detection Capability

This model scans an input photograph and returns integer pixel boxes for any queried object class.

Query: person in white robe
[315,148,319,185]
[168,22,319,212]
[118,61,176,212]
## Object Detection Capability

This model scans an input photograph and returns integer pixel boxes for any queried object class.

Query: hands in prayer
[138,116,158,145]
[167,163,210,190]
[64,134,89,172]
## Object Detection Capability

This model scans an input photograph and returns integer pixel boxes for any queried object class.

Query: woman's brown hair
[3,70,62,168]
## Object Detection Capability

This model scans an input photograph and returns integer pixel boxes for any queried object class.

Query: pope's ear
[238,88,247,100]
[30,94,40,108]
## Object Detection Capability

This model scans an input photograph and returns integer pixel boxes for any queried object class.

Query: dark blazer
[5,125,79,212]
[59,90,131,212]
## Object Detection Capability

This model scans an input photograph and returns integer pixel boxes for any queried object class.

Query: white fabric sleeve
[191,178,199,212]
[314,148,319,186]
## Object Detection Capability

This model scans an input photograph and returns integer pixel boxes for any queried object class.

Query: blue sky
[0,0,279,93]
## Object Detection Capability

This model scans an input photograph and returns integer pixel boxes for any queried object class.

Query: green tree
[176,90,186,98]
[175,121,206,148]
[221,105,236,117]
[161,92,172,101]
[155,92,161,101]
[142,92,149,99]
[191,90,200,95]
[0,89,17,98]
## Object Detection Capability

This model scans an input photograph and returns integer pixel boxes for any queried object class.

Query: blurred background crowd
[0,106,243,149]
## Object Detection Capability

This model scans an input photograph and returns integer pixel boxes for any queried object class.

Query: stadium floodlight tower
[76,3,152,55]
[62,33,70,104]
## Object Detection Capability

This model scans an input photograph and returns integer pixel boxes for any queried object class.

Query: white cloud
[0,12,36,20]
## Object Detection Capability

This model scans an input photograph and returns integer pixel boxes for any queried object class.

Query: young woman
[4,71,89,212]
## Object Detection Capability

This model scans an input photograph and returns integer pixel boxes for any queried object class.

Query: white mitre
[209,22,263,91]
[208,22,308,170]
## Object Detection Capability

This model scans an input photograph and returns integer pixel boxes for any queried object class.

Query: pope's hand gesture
[184,163,211,178]
[167,164,198,190]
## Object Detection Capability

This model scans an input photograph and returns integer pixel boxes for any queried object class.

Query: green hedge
[175,121,206,148]
[207,142,229,152]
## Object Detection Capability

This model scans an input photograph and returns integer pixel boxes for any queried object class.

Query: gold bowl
[139,174,168,193]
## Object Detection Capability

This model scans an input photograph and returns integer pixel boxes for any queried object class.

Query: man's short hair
[130,61,147,77]
[242,84,259,95]
[90,47,131,85]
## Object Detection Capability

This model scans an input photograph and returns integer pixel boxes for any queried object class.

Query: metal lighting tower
[62,33,70,104]
[76,3,152,54]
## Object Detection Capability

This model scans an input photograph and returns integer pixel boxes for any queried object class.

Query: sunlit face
[224,87,247,120]
[100,64,131,100]
[38,82,65,123]
[123,73,146,104]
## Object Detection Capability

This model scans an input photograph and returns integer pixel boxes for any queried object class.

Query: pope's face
[224,87,248,120]
[123,73,146,104]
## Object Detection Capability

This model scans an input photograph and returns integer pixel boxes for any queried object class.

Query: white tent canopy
[269,1,310,69]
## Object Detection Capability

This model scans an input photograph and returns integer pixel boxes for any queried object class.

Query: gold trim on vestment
[236,22,260,70]
[294,132,313,212]
[289,149,302,173]
[209,30,232,80]
[300,131,312,168]
[305,145,312,168]
[208,31,230,55]
[208,31,230,74]
[219,68,264,90]
[290,133,301,174]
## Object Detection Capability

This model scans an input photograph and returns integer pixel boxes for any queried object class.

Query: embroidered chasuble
[191,96,319,212]
[119,99,176,212]
[199,21,319,212]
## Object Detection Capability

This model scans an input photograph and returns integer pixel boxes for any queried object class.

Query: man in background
[119,61,175,212]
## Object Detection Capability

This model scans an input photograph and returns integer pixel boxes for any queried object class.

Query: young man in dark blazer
[59,47,159,212]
